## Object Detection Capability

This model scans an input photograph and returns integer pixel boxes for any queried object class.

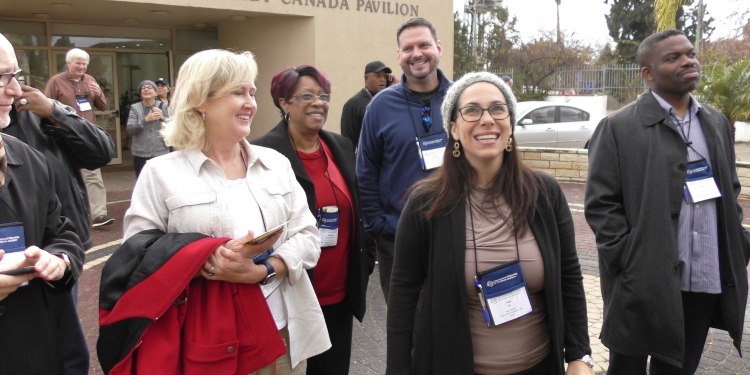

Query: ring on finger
[208,265,215,277]
[18,98,28,106]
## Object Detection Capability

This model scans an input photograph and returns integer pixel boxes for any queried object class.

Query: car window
[521,107,556,124]
[559,106,589,123]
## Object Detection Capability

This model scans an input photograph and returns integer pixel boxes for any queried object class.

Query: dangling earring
[452,140,461,158]
[199,110,206,121]
[505,136,514,152]
[284,112,290,122]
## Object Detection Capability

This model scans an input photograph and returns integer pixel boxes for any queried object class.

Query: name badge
[684,159,721,203]
[76,97,92,112]
[474,260,532,327]
[317,206,339,248]
[0,222,26,265]
[415,133,446,171]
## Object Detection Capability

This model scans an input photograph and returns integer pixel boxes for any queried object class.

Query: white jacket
[124,140,331,368]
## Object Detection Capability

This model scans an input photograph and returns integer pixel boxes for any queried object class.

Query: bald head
[0,33,21,127]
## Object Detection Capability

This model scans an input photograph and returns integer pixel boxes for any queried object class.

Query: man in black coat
[0,33,86,374]
[585,30,749,374]
[2,32,113,374]
[340,60,395,152]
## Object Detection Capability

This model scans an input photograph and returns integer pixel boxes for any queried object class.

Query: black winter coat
[0,135,85,375]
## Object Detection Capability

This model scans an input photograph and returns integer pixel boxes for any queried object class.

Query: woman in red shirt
[252,65,375,375]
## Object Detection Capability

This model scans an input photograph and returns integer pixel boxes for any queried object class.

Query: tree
[555,0,562,45]
[655,0,689,31]
[605,0,659,63]
[697,59,750,140]
[453,2,517,78]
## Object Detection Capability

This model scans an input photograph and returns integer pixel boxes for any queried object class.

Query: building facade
[2,0,453,164]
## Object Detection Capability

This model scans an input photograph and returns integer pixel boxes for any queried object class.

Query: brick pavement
[77,172,750,374]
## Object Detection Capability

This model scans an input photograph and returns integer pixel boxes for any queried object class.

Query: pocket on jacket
[263,181,292,196]
[165,192,217,210]
[165,192,218,233]
[182,338,239,375]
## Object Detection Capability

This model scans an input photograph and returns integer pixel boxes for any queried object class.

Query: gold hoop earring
[452,140,461,158]
[505,136,514,152]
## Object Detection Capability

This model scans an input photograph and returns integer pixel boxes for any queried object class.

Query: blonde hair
[162,49,258,151]
[66,48,90,64]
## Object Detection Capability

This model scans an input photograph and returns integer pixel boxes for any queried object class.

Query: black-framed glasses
[457,104,510,122]
[0,69,22,88]
[291,93,331,103]
[421,105,432,131]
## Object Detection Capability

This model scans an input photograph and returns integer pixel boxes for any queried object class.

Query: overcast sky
[452,0,750,46]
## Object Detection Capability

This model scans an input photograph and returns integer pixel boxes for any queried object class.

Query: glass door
[55,52,122,165]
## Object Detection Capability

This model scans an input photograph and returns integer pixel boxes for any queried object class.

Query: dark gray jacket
[7,102,115,249]
[585,90,749,367]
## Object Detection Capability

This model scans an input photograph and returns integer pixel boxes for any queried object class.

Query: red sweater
[297,138,353,305]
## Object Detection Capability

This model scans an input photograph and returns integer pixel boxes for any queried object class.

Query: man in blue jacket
[356,17,452,303]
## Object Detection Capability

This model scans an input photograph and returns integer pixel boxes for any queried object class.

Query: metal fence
[491,64,646,114]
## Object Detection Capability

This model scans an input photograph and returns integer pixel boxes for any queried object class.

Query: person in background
[501,75,513,88]
[356,17,452,303]
[585,29,749,374]
[44,47,114,228]
[387,72,593,374]
[341,60,397,151]
[122,49,330,374]
[252,65,375,375]
[155,77,170,106]
[126,79,170,177]
[0,32,87,374]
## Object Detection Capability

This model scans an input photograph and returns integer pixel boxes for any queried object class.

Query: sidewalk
[78,170,750,374]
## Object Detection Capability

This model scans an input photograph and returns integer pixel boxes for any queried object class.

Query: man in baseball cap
[342,61,397,150]
[154,77,171,105]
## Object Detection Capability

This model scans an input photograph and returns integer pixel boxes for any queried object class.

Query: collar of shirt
[651,90,702,121]
[184,139,268,175]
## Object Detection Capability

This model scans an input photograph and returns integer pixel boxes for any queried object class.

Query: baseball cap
[364,61,392,75]
[155,77,170,87]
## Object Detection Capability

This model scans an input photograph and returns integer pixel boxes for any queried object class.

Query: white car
[514,101,598,149]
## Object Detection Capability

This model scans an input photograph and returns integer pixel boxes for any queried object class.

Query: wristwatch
[260,260,277,285]
[577,354,595,368]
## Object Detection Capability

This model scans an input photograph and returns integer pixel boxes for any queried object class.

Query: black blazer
[251,120,375,321]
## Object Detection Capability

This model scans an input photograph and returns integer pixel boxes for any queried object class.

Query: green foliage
[697,59,750,125]
[605,0,659,63]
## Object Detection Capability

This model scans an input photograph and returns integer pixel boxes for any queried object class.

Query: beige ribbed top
[464,188,550,374]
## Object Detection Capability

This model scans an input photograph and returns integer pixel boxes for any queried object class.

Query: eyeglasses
[291,93,331,103]
[0,69,22,88]
[456,104,510,122]
[421,105,432,131]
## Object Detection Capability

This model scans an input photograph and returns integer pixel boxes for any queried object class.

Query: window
[523,107,556,124]
[559,107,589,123]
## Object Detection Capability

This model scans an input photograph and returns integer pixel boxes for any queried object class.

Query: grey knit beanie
[138,80,157,93]
[441,72,517,137]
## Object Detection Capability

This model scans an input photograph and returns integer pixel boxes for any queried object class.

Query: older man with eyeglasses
[0,32,88,375]
[44,48,114,229]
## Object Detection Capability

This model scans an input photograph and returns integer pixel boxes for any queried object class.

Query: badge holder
[468,196,532,328]
[317,205,339,248]
[415,133,446,171]
[683,158,721,203]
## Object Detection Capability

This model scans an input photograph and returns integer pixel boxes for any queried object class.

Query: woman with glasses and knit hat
[252,65,375,375]
[126,79,170,177]
[386,72,593,375]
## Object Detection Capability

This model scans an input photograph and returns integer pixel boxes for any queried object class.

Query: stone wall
[737,162,750,199]
[521,147,750,199]
[519,147,589,183]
